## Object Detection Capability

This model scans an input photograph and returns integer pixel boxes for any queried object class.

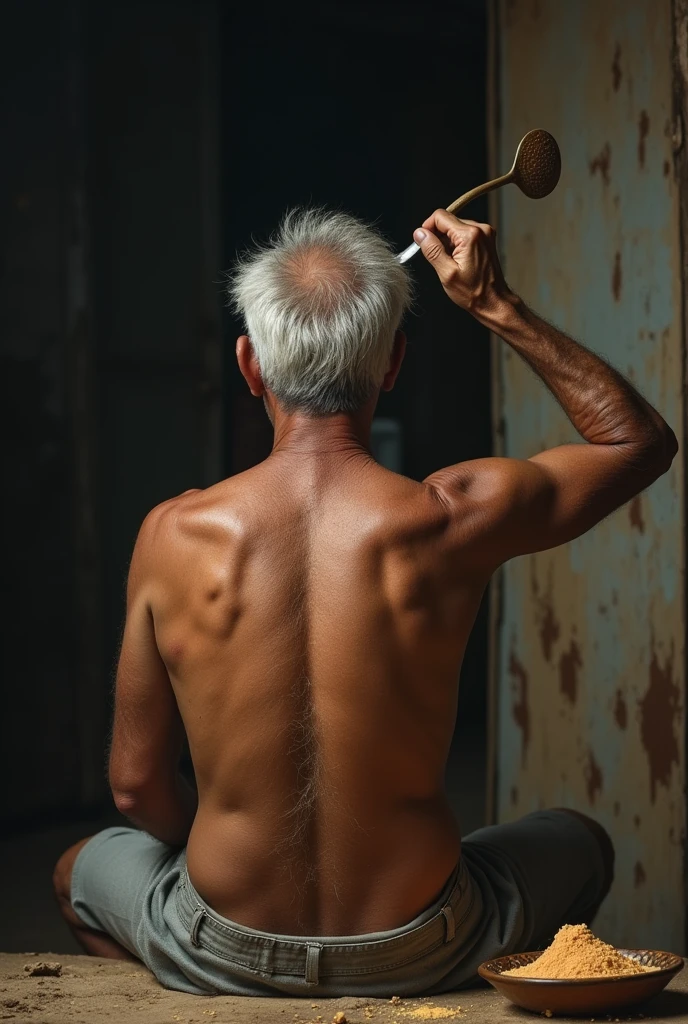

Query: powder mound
[504,924,652,979]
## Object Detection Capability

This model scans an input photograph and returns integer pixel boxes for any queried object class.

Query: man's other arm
[416,210,677,562]
[109,505,197,846]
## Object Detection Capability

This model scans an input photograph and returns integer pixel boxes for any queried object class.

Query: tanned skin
[55,210,676,957]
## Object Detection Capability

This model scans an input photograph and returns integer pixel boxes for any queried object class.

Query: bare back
[149,451,486,935]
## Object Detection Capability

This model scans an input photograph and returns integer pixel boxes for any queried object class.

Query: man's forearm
[478,294,677,459]
[115,772,198,848]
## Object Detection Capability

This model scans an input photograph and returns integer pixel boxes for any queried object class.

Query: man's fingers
[457,217,496,238]
[421,208,464,234]
[413,227,457,278]
[422,209,495,242]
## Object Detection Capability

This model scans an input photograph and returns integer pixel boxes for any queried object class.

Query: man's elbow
[111,788,142,817]
[109,765,160,817]
[665,425,679,466]
[636,424,678,478]
[653,424,679,476]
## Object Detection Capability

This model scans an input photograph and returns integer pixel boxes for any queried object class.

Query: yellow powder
[504,924,651,979]
[401,1007,463,1020]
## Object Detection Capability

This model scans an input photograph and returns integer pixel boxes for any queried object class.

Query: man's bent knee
[553,808,615,895]
[53,837,93,909]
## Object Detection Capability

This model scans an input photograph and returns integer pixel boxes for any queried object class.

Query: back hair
[227,208,412,415]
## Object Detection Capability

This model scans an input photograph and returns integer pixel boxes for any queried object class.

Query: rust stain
[638,638,680,802]
[638,110,650,168]
[612,250,622,302]
[611,44,622,91]
[531,561,560,661]
[509,648,530,765]
[634,814,641,828]
[589,143,611,186]
[629,494,645,533]
[663,159,671,177]
[634,861,647,888]
[613,689,628,730]
[559,639,582,705]
[584,748,603,804]
[540,603,560,662]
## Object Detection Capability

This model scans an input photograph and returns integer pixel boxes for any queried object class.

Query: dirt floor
[1,953,687,1024]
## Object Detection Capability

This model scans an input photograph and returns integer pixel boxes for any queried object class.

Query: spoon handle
[396,171,514,263]
[397,241,420,264]
[446,171,513,214]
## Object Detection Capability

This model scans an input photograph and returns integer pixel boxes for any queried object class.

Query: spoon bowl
[511,129,561,199]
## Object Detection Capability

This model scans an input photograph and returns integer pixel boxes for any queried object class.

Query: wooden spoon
[397,129,561,263]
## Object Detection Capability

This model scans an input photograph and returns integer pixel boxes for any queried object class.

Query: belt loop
[441,904,455,943]
[190,906,206,947]
[305,943,322,985]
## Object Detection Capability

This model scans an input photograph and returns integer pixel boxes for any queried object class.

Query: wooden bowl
[477,948,684,1016]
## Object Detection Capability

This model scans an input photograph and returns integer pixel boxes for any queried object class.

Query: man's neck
[270,406,375,458]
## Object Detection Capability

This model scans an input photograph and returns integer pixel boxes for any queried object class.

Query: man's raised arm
[416,210,677,565]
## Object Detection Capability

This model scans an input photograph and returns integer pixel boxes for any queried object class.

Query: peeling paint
[589,143,611,185]
[559,639,582,704]
[634,861,647,887]
[584,748,603,803]
[495,0,684,952]
[613,689,628,730]
[611,250,622,301]
[638,109,650,167]
[628,495,645,533]
[638,639,680,803]
[509,648,530,764]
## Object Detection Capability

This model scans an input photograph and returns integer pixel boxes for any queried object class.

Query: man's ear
[381,331,407,392]
[236,336,265,397]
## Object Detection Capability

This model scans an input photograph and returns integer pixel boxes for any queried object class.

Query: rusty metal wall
[492,0,685,950]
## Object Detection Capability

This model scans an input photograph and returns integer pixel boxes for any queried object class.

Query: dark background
[1,0,489,951]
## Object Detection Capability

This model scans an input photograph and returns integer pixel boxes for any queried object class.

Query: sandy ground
[1,953,687,1024]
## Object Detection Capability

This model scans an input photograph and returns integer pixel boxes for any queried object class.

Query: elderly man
[54,208,676,997]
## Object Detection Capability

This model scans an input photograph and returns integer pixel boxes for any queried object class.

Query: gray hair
[227,208,411,415]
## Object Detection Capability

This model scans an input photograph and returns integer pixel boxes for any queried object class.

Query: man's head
[228,209,411,417]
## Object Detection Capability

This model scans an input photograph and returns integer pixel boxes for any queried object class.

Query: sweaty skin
[103,210,676,940]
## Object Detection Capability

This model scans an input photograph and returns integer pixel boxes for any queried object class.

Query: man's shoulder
[139,473,261,550]
[424,456,535,509]
[421,457,549,567]
[140,487,203,538]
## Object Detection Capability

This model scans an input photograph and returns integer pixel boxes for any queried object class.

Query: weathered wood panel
[492,0,685,949]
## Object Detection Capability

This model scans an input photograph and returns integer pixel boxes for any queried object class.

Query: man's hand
[414,209,510,315]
